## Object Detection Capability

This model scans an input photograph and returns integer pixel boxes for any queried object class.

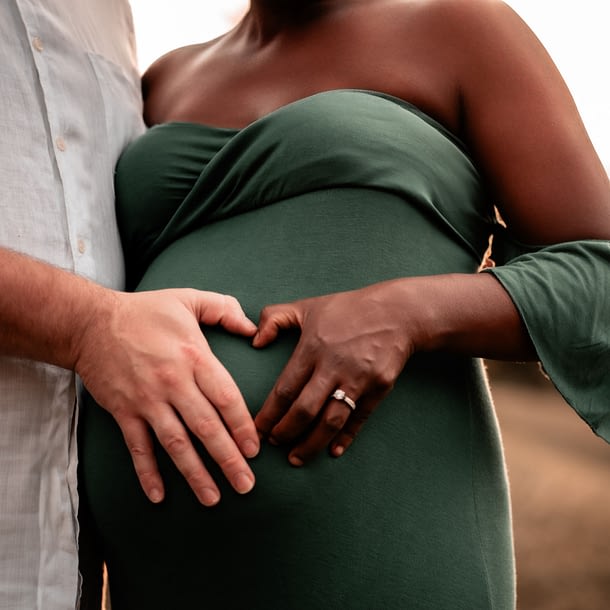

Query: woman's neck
[240,0,348,44]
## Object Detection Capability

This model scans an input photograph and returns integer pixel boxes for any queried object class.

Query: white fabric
[0,1,144,607]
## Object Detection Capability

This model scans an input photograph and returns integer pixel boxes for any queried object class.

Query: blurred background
[488,361,610,610]
[129,3,610,608]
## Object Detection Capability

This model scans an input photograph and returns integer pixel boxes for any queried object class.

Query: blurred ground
[487,362,610,610]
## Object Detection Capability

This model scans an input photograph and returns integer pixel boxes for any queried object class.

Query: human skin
[142,0,610,466]
[0,247,260,505]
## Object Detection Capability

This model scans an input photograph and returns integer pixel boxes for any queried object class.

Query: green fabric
[488,232,610,441]
[79,90,607,609]
[117,90,492,290]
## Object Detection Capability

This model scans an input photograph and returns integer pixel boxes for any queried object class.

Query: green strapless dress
[79,90,610,610]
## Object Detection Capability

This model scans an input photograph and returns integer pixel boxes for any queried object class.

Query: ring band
[331,389,357,411]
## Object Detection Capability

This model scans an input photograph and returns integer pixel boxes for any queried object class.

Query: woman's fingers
[329,393,382,457]
[286,385,362,465]
[265,373,338,446]
[253,301,310,436]
[254,285,413,463]
[253,301,303,348]
[254,344,314,439]
[257,353,382,466]
[254,359,311,444]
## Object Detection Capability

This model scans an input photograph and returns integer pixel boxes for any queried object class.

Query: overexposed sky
[129,1,609,171]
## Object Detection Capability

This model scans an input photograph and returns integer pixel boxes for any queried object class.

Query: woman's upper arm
[448,0,610,244]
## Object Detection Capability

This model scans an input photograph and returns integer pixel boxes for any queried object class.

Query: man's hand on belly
[76,288,260,506]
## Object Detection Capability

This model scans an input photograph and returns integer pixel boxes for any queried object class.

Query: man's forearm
[0,246,260,503]
[0,247,114,369]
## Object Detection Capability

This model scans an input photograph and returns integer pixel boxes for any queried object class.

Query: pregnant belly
[83,186,481,515]
[135,188,479,316]
[79,189,497,606]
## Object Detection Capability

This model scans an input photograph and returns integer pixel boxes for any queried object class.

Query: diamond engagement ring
[331,389,357,411]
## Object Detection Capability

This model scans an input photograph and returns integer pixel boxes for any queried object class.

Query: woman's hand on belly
[252,280,416,465]
[253,272,536,465]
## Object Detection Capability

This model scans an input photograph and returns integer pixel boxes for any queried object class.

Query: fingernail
[149,488,163,503]
[289,455,303,467]
[268,436,279,446]
[234,472,255,494]
[200,487,220,506]
[241,439,259,458]
[332,445,345,457]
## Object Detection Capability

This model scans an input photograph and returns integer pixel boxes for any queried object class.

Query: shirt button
[55,137,66,151]
[32,37,44,52]
[77,239,86,254]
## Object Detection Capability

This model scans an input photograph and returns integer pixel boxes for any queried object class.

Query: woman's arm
[451,0,610,243]
[253,271,533,465]
[253,0,610,464]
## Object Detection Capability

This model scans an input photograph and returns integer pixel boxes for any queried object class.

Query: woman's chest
[146,9,462,134]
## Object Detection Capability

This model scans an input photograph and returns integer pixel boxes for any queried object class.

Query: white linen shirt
[0,1,144,608]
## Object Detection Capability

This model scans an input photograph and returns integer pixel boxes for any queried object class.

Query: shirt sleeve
[486,228,610,443]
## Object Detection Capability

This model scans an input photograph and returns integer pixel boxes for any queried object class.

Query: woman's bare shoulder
[142,42,209,91]
[404,0,515,19]
[141,41,216,125]
[402,0,528,41]
[380,0,535,83]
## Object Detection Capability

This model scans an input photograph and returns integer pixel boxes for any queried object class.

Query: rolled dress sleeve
[488,228,610,442]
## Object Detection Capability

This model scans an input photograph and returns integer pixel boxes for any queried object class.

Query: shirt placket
[17,0,95,279]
